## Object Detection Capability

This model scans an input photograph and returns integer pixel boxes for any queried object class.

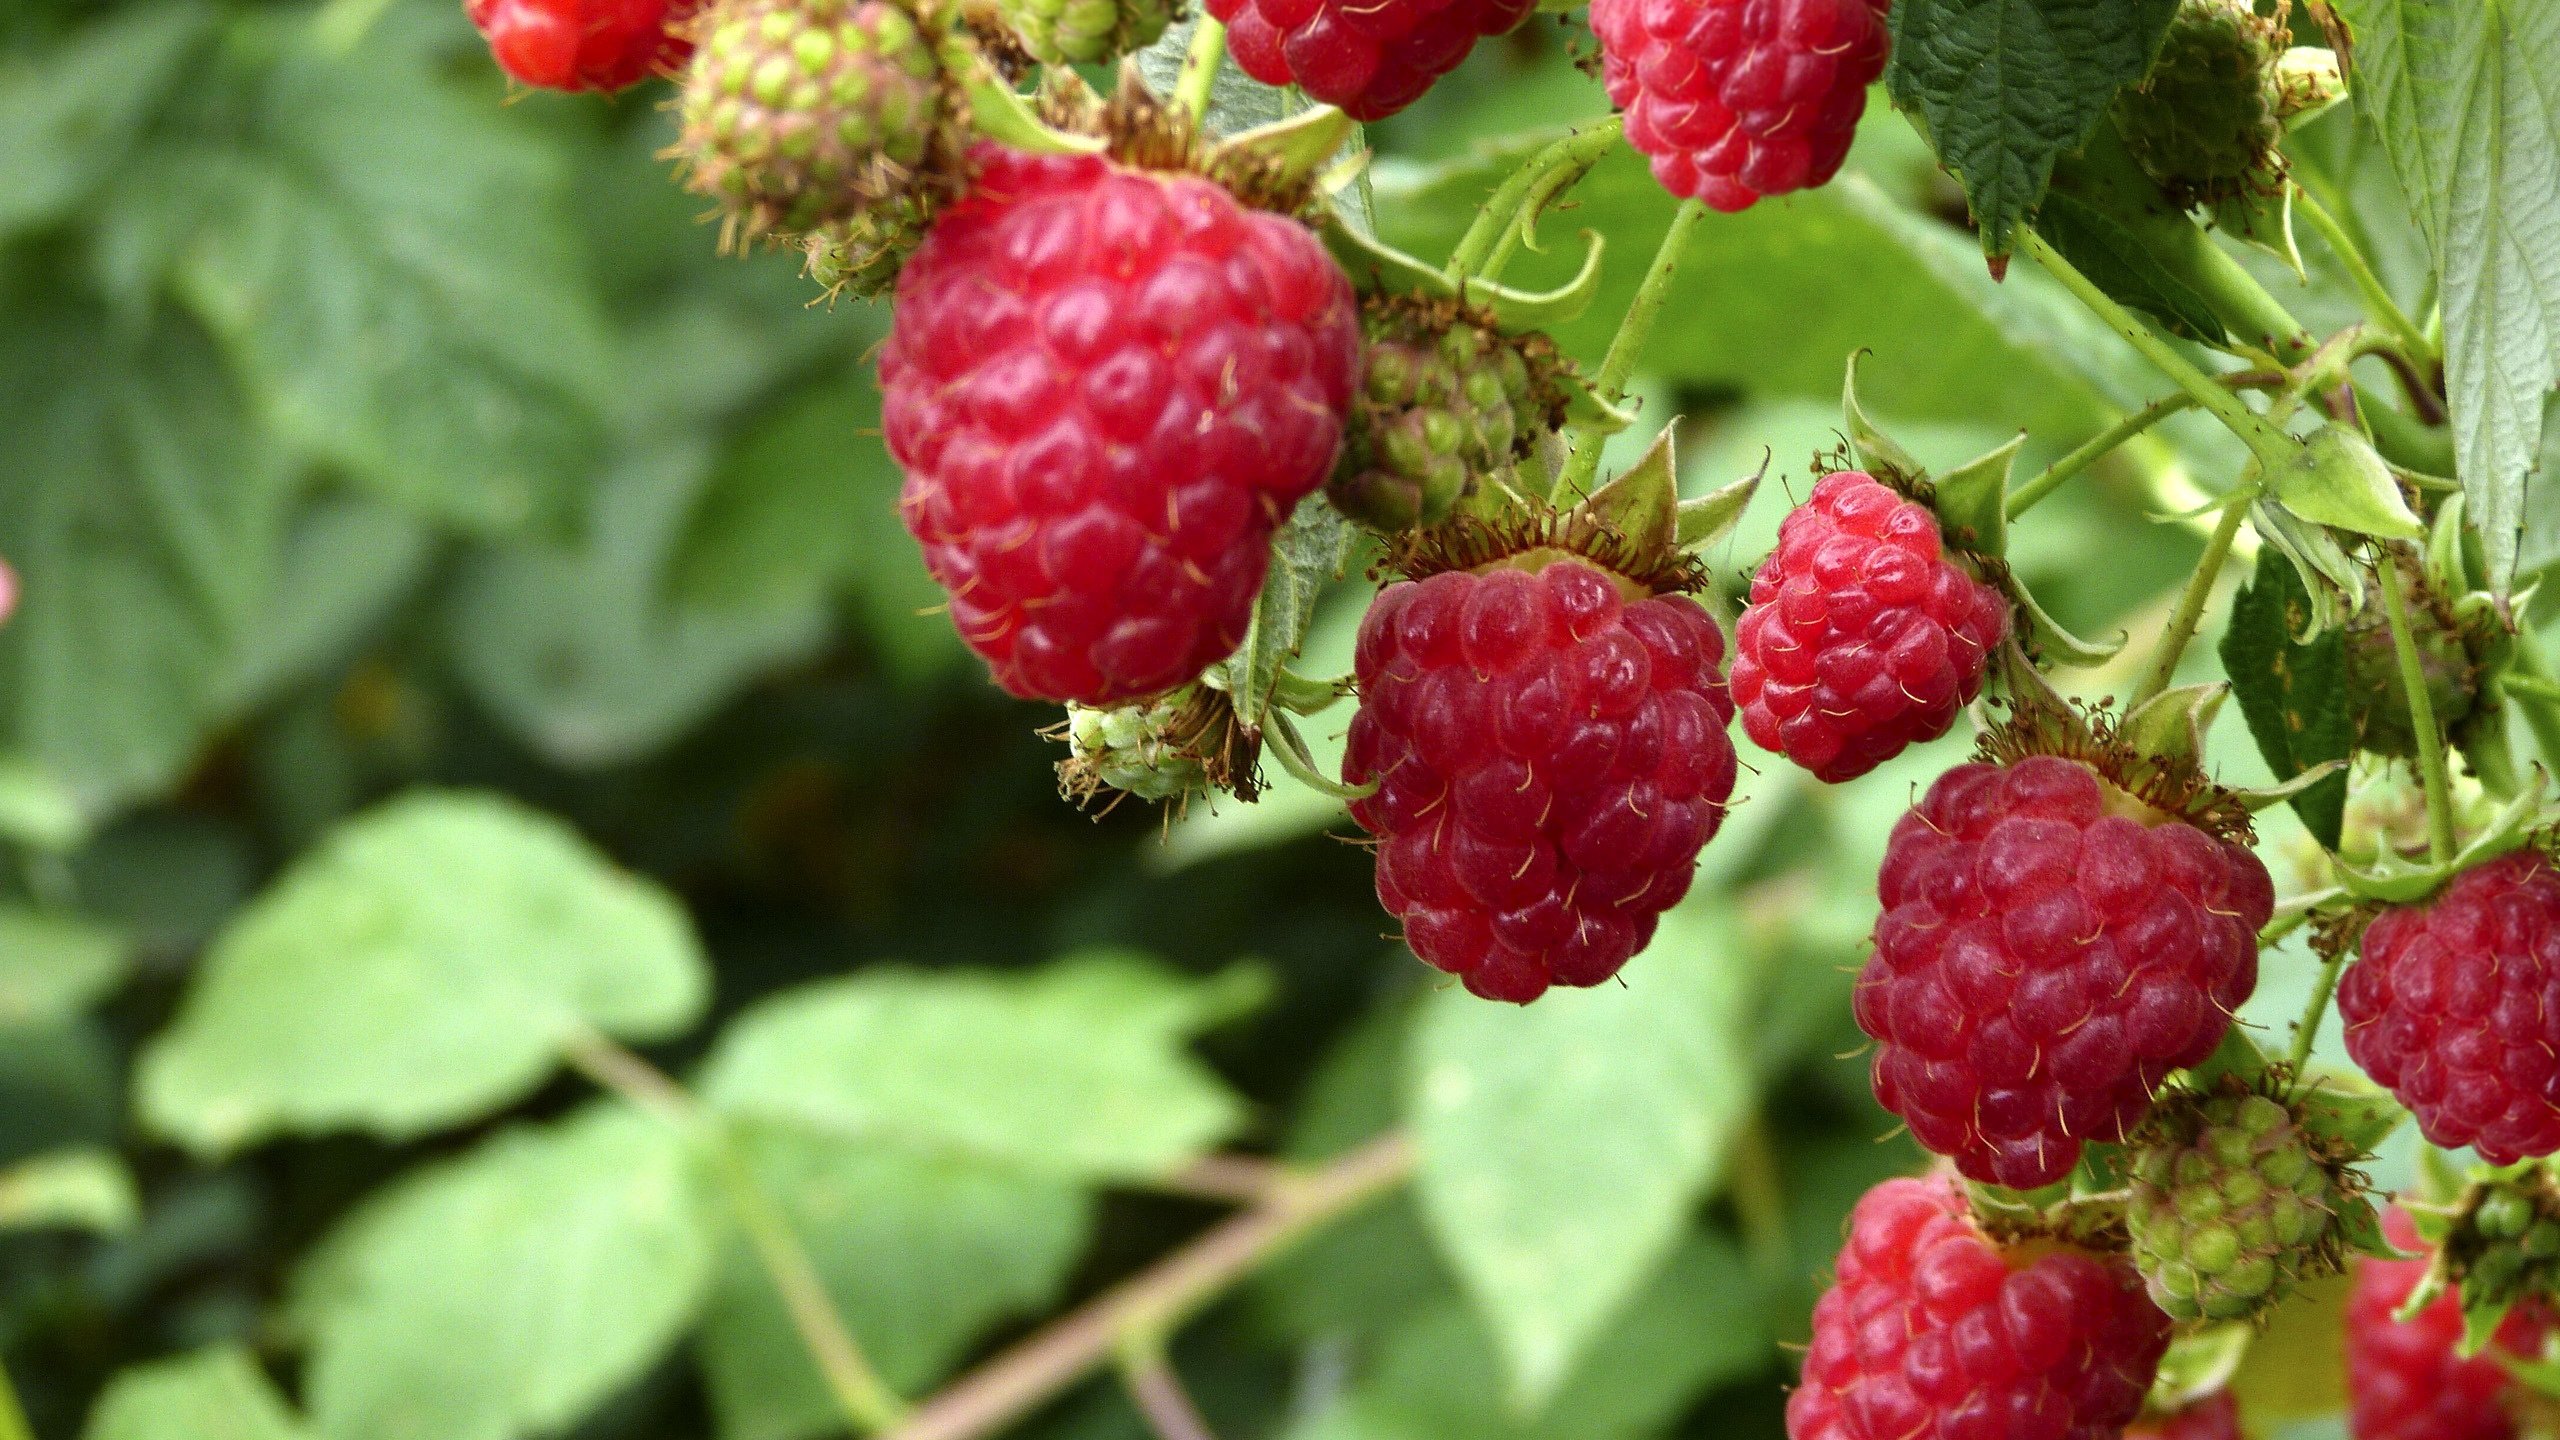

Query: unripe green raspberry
[2110,0,2285,206]
[802,192,938,298]
[994,0,1169,64]
[2340,555,2482,760]
[678,0,951,239]
[2128,1090,2343,1323]
[1325,296,1561,532]
[1062,698,1209,803]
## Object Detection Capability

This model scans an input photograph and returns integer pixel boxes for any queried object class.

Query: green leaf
[1282,1238,1770,1440]
[2331,0,2560,587]
[1133,13,1300,136]
[1231,495,1357,729]
[2218,547,2352,849]
[695,1124,1091,1440]
[1405,909,1752,1405]
[138,791,708,1154]
[2034,189,2232,342]
[2266,427,2426,541]
[0,2,212,239]
[294,1105,712,1440]
[448,445,830,767]
[225,495,434,713]
[1886,0,2183,258]
[0,907,129,1027]
[83,1348,306,1440]
[0,1146,138,1234]
[701,952,1250,1182]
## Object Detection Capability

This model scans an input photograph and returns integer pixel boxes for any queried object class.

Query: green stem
[1442,119,1624,285]
[2378,560,2459,866]
[2287,941,2353,1073]
[2008,393,2201,518]
[2295,187,2438,368]
[2019,228,2295,464]
[1556,198,1705,500]
[1169,18,1227,124]
[2127,494,2253,710]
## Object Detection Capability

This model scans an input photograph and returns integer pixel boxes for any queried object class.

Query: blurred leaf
[449,444,830,767]
[695,1124,1091,1440]
[1133,13,1299,137]
[2229,1268,2350,1419]
[2219,548,2350,849]
[701,951,1248,1182]
[1405,911,1753,1405]
[83,1347,306,1440]
[0,756,87,851]
[226,495,435,711]
[132,30,614,534]
[0,309,293,812]
[2034,190,2230,341]
[138,791,708,1154]
[2331,0,2560,586]
[0,907,129,1027]
[1885,0,2181,258]
[294,1104,711,1440]
[0,2,211,238]
[0,1145,138,1234]
[1282,1238,1770,1440]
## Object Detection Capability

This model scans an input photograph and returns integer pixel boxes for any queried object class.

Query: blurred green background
[0,0,2507,1435]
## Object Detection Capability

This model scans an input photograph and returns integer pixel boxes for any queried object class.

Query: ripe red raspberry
[1788,1175,2171,1440]
[467,0,692,91]
[2347,1207,2551,1440]
[1730,471,2008,783]
[2130,1394,2242,1440]
[2339,850,2560,1164]
[1590,0,1891,211]
[879,145,1360,705]
[1857,753,2274,1187]
[1209,0,1535,122]
[1344,559,1738,1002]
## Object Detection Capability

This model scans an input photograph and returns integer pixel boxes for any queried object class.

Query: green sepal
[1262,711,1373,801]
[1840,351,1925,481]
[2227,760,2349,814]
[2297,1080,2408,1156]
[1560,375,1640,435]
[2460,1293,2521,1360]
[2275,46,2346,129]
[2334,768,2554,904]
[2213,182,2305,280]
[1321,220,1607,333]
[2148,1325,2253,1411]
[1676,466,1761,550]
[2252,498,2362,635]
[1215,106,1353,190]
[2331,1192,2399,1261]
[2429,491,2474,593]
[2268,426,2425,542]
[1932,433,2021,559]
[957,52,1107,155]
[2011,578,2128,667]
[2120,683,2230,771]
[1576,428,1677,554]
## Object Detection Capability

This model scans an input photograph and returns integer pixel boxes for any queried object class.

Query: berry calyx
[1730,470,2010,783]
[1055,685,1257,809]
[1857,723,2274,1188]
[2348,1207,2553,1440]
[1591,0,1891,211]
[676,0,955,243]
[879,142,1359,705]
[1327,295,1561,533]
[468,0,695,91]
[1344,526,1737,1003]
[2340,849,2560,1164]
[2110,0,2286,208]
[1208,0,1535,122]
[2125,1087,2347,1322]
[1788,1175,2172,1440]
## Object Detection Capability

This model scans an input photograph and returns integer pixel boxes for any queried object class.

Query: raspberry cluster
[467,0,693,90]
[1345,558,1738,1002]
[1857,754,2274,1187]
[1209,0,1536,121]
[1731,471,2009,783]
[1789,1176,2171,1440]
[880,144,1360,705]
[1590,0,1891,211]
[2348,1208,2551,1440]
[2340,849,2560,1165]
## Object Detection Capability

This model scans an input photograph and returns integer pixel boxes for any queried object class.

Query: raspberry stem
[2296,186,2439,371]
[1442,118,1624,286]
[2286,936,2352,1072]
[1117,1339,1220,1440]
[2006,372,2285,520]
[2128,494,2253,711]
[2377,558,2459,866]
[1555,197,1704,500]
[1170,16,1228,123]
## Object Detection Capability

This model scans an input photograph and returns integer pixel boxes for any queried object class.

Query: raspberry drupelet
[468,0,694,91]
[1208,0,1536,122]
[2347,1208,2552,1440]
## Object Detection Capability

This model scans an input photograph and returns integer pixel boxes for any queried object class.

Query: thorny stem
[1556,198,1706,501]
[563,1031,910,1435]
[2288,940,2354,1073]
[2295,187,2438,369]
[1443,118,1626,286]
[2378,560,2459,866]
[1120,1342,1221,1440]
[2128,494,2253,710]
[885,1134,1416,1440]
[1169,18,1227,124]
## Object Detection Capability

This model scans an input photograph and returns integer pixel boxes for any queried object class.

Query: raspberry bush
[11,0,2560,1435]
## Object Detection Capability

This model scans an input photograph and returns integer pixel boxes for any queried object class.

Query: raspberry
[2110,0,2284,208]
[1328,298,1555,533]
[1857,753,2274,1187]
[2125,1090,2341,1322]
[677,0,950,240]
[1208,0,1535,122]
[879,145,1360,705]
[1788,1175,2171,1440]
[2348,1208,2551,1440]
[467,0,692,91]
[996,0,1169,63]
[1729,471,2009,783]
[1344,558,1738,1002]
[1590,0,1890,211]
[2131,1393,2242,1440]
[2339,849,2560,1164]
